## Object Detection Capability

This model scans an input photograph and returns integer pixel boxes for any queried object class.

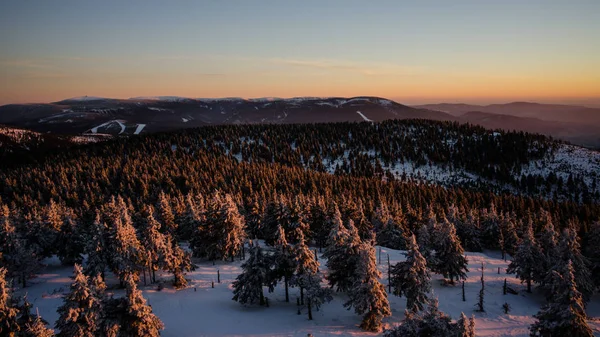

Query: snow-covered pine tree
[584,221,600,291]
[192,192,246,262]
[271,226,296,302]
[551,226,594,304]
[344,242,391,332]
[120,275,164,337]
[432,218,468,284]
[232,245,271,306]
[176,193,203,241]
[55,208,84,266]
[457,209,483,252]
[323,208,361,292]
[376,217,408,250]
[506,221,542,293]
[261,194,291,246]
[480,203,500,250]
[390,235,431,312]
[455,312,476,337]
[499,213,519,259]
[216,194,246,261]
[137,207,170,284]
[383,298,455,337]
[0,267,20,336]
[23,314,54,337]
[291,230,332,320]
[156,191,177,236]
[106,202,143,285]
[306,196,329,249]
[84,213,108,279]
[55,264,101,337]
[163,236,194,289]
[530,260,593,337]
[534,212,559,288]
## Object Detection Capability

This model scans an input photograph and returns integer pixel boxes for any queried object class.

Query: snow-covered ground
[356,111,373,122]
[15,248,600,336]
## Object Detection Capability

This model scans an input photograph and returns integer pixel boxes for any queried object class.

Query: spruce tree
[377,218,408,250]
[432,218,468,284]
[120,276,164,337]
[55,264,101,337]
[551,227,593,303]
[455,312,476,337]
[0,267,20,336]
[530,261,593,337]
[156,192,177,236]
[344,243,391,332]
[232,246,271,306]
[390,235,431,312]
[584,221,600,291]
[507,221,542,293]
[271,225,296,302]
[292,230,332,320]
[383,298,456,337]
[23,315,54,337]
[323,211,361,292]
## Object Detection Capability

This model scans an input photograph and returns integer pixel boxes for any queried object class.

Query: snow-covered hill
[17,247,600,336]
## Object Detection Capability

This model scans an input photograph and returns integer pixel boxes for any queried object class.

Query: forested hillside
[1,119,599,336]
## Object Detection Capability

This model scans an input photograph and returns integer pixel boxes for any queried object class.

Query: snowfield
[15,247,600,336]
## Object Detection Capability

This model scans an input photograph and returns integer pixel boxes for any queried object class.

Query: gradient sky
[1,0,599,105]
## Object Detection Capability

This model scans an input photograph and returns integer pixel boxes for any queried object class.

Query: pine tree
[499,213,519,259]
[23,314,54,337]
[232,246,271,306]
[377,218,408,250]
[530,261,593,337]
[390,235,431,312]
[584,221,600,291]
[534,214,559,288]
[106,202,143,284]
[191,192,246,262]
[551,227,594,303]
[480,203,500,249]
[216,194,246,261]
[344,243,391,332]
[455,312,476,337]
[55,264,101,337]
[120,276,164,337]
[271,226,296,302]
[156,192,177,236]
[55,209,84,266]
[291,230,332,320]
[432,218,468,284]
[507,221,542,293]
[383,298,456,337]
[323,210,361,292]
[0,267,20,336]
[137,208,170,284]
[84,214,108,279]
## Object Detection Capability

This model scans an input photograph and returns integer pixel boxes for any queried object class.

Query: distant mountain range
[415,102,600,148]
[0,97,599,148]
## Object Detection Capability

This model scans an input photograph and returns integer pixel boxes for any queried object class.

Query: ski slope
[14,247,600,336]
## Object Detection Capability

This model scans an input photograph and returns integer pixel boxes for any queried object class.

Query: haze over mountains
[1,97,599,148]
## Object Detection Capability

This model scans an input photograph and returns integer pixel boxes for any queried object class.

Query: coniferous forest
[1,119,599,336]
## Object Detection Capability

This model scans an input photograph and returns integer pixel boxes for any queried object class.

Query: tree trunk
[143,268,147,286]
[284,275,289,302]
[307,298,313,320]
[260,290,265,306]
[526,278,531,293]
[300,287,304,305]
[152,267,156,284]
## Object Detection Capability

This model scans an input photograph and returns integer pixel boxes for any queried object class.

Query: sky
[1,0,599,105]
